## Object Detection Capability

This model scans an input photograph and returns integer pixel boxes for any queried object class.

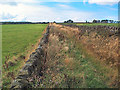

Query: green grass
[2,24,47,87]
[2,24,47,64]
[76,23,118,27]
[62,40,109,88]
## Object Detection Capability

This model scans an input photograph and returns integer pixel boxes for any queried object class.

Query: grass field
[76,23,118,27]
[61,23,118,27]
[1,23,118,88]
[2,24,47,87]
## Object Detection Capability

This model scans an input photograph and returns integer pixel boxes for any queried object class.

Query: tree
[93,19,97,23]
[53,21,56,23]
[67,19,73,23]
[109,20,114,23]
[64,21,67,23]
[101,19,108,23]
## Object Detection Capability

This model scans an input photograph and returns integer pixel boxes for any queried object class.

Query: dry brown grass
[52,23,119,87]
[54,23,119,68]
[80,32,119,67]
[27,23,119,88]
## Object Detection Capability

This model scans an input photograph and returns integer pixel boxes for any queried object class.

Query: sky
[0,0,119,22]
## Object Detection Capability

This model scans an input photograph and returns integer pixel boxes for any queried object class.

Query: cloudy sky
[0,0,119,22]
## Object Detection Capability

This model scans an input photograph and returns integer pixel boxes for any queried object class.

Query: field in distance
[2,24,47,87]
[76,23,118,26]
[62,23,118,27]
